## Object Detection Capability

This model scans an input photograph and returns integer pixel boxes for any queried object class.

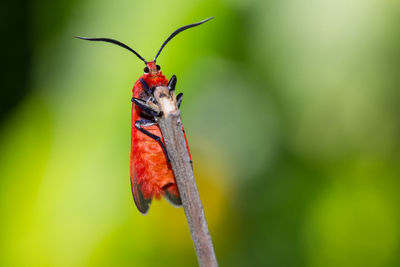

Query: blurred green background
[1,0,400,266]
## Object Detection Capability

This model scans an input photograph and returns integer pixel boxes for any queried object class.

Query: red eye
[144,67,149,73]
[156,65,161,71]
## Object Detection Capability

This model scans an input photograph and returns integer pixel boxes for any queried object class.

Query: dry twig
[153,86,218,267]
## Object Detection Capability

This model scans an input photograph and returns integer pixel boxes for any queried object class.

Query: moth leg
[168,75,177,91]
[132,97,160,117]
[176,93,183,109]
[135,119,170,163]
[139,78,153,95]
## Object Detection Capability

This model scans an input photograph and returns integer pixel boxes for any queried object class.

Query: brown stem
[154,86,218,267]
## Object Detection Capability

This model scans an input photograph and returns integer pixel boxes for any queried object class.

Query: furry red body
[130,62,187,204]
[77,17,212,213]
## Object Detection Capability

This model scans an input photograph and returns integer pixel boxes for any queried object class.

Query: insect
[76,17,213,214]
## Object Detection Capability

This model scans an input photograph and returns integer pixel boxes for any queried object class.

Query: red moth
[76,17,213,214]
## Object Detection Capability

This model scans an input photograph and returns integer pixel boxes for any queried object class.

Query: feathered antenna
[75,36,147,63]
[75,17,214,64]
[153,17,214,62]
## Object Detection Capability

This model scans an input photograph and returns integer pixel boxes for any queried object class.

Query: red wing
[130,171,152,214]
[130,103,152,214]
[129,78,190,212]
[183,127,192,165]
[164,186,182,206]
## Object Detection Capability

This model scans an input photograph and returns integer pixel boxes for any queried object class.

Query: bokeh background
[1,0,400,266]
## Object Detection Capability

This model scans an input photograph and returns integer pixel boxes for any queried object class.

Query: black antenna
[75,36,147,63]
[153,17,214,62]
